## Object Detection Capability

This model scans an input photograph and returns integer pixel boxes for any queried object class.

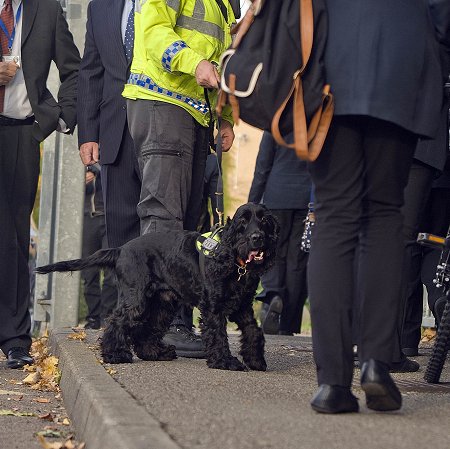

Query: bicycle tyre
[424,297,450,383]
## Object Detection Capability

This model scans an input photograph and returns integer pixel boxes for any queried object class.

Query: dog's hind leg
[131,290,178,361]
[231,306,267,371]
[101,306,133,364]
[101,282,147,364]
[200,308,247,371]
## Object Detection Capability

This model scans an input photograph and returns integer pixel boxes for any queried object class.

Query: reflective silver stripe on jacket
[166,0,179,12]
[128,73,209,114]
[168,0,224,41]
[162,40,188,72]
[136,0,147,13]
[176,15,224,41]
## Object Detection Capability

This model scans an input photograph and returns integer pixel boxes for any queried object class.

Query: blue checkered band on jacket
[161,41,188,72]
[127,73,209,114]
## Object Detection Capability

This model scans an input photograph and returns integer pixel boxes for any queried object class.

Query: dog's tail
[35,248,120,275]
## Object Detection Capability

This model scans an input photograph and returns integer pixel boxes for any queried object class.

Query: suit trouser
[127,99,209,327]
[307,116,416,386]
[396,161,434,355]
[81,213,118,322]
[401,186,450,345]
[102,128,141,248]
[0,124,39,355]
[260,209,309,334]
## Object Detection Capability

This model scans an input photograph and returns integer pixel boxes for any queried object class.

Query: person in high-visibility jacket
[123,0,236,234]
[123,0,238,357]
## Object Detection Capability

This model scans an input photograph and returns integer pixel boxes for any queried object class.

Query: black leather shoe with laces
[162,324,206,358]
[7,347,34,369]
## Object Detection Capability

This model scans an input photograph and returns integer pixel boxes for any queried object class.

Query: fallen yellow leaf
[67,331,86,341]
[0,409,34,417]
[23,372,40,385]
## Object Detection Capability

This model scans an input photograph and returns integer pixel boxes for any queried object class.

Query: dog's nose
[250,233,263,246]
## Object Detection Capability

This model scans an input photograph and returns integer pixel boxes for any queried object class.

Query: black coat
[19,0,80,141]
[77,0,131,165]
[248,132,311,210]
[324,0,444,139]
[414,0,450,172]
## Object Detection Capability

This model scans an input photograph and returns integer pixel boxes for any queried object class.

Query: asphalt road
[49,329,450,449]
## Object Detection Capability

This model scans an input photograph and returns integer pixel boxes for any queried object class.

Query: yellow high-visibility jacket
[123,0,235,127]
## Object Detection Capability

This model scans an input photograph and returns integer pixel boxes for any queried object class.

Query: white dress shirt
[1,0,32,119]
[121,0,134,43]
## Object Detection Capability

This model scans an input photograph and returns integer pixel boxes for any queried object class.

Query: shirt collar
[1,0,22,8]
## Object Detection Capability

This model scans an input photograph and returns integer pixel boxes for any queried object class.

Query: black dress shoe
[162,325,206,358]
[402,347,419,357]
[311,384,359,414]
[390,357,419,373]
[262,295,283,335]
[360,359,402,411]
[7,347,34,369]
[84,317,101,330]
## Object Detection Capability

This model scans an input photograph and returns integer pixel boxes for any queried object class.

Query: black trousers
[307,116,417,386]
[0,124,39,356]
[401,184,450,349]
[260,209,308,333]
[102,127,141,248]
[397,161,435,354]
[81,214,118,322]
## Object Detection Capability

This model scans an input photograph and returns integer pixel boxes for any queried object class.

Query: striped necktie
[0,0,14,112]
[123,0,135,63]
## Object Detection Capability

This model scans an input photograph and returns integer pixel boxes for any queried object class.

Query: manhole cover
[353,378,450,393]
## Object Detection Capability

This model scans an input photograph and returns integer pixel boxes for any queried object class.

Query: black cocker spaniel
[36,203,279,371]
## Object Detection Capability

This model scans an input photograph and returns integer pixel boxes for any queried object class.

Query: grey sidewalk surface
[49,328,450,449]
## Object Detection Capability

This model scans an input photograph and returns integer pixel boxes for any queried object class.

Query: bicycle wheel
[424,297,450,383]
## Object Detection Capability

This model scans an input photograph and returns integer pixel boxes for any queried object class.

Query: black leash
[204,88,225,227]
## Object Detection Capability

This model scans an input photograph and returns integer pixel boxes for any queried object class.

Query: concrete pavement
[49,329,450,449]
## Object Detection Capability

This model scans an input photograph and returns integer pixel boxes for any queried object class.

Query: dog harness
[196,226,223,258]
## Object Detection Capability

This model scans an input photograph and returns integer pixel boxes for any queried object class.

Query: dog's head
[221,202,279,274]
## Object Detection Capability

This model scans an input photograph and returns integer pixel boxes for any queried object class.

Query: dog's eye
[238,218,248,227]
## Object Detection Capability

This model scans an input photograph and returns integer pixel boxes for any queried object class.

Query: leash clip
[237,264,247,282]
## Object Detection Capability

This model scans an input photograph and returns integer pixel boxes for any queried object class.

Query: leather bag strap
[271,0,334,161]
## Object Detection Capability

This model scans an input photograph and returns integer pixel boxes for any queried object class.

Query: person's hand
[195,60,220,89]
[0,61,18,85]
[85,171,95,184]
[79,142,99,166]
[220,120,235,152]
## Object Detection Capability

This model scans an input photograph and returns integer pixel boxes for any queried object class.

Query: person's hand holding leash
[195,60,220,89]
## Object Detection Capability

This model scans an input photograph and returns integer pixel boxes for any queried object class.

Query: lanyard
[0,2,22,54]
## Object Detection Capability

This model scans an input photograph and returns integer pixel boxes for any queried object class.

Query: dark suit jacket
[414,2,450,171]
[18,0,80,142]
[324,0,445,139]
[77,0,130,165]
[248,132,311,210]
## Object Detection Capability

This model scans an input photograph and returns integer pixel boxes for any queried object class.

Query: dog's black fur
[36,203,279,371]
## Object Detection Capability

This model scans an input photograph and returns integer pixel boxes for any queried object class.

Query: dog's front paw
[102,350,133,364]
[207,356,248,371]
[245,357,267,371]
